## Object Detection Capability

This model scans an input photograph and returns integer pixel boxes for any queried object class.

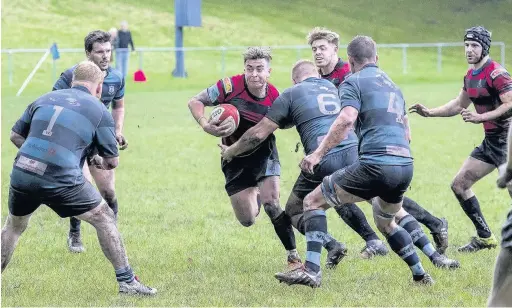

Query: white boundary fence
[2,42,506,85]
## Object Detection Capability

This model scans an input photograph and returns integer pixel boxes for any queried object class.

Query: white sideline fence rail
[2,42,507,87]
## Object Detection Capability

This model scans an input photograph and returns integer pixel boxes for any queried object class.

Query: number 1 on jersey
[42,105,64,137]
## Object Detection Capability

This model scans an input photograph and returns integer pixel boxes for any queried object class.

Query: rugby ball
[208,104,240,137]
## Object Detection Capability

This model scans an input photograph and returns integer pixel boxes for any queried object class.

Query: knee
[303,194,319,212]
[450,178,467,196]
[239,219,255,227]
[263,201,283,221]
[87,202,116,226]
[5,216,29,235]
[99,188,116,204]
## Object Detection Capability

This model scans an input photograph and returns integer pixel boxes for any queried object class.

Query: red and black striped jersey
[320,58,351,88]
[206,74,280,146]
[463,59,512,136]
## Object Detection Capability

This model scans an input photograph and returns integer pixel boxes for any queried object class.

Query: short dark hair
[243,47,272,64]
[84,30,111,53]
[347,35,377,64]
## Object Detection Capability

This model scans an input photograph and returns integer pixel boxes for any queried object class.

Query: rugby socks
[459,196,492,238]
[70,217,81,233]
[270,212,296,251]
[398,215,439,261]
[335,203,380,242]
[402,197,442,233]
[386,226,426,280]
[296,214,339,251]
[304,210,328,274]
[115,266,135,283]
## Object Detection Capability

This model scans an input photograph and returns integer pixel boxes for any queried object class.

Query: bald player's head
[292,59,320,84]
[71,61,104,98]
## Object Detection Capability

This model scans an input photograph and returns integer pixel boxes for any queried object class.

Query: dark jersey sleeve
[490,68,512,95]
[114,76,125,100]
[338,79,361,111]
[12,102,36,137]
[52,69,73,91]
[265,90,293,129]
[93,108,119,158]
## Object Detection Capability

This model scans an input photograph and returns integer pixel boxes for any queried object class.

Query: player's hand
[300,152,321,175]
[116,134,128,150]
[460,109,483,124]
[203,120,232,137]
[497,163,512,189]
[218,144,234,162]
[408,103,432,117]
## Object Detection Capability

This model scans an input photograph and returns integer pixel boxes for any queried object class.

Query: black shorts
[291,147,358,201]
[286,146,358,216]
[8,181,102,218]
[221,140,280,196]
[322,161,413,204]
[470,136,507,167]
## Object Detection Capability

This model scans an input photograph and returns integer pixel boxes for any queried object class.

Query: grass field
[1,84,510,306]
[2,0,512,306]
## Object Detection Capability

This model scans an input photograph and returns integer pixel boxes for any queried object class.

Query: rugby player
[53,30,128,253]
[410,26,512,252]
[2,61,155,295]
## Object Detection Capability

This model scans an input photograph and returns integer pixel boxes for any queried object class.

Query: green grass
[2,0,512,306]
[1,84,510,306]
[2,0,512,96]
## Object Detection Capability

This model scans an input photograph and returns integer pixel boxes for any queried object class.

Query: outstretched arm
[221,118,278,161]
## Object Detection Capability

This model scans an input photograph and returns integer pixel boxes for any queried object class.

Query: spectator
[109,27,118,65]
[116,21,135,79]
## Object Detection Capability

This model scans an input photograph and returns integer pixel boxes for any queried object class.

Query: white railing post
[402,45,407,74]
[437,44,442,73]
[8,51,13,85]
[221,46,226,77]
[500,43,506,67]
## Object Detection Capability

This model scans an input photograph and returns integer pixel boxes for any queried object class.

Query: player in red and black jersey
[307,27,450,257]
[410,26,512,253]
[188,47,300,268]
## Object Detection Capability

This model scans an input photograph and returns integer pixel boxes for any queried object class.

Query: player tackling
[307,27,449,256]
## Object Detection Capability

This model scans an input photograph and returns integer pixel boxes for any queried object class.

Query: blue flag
[50,43,60,60]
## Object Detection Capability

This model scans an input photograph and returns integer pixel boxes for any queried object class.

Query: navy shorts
[470,136,507,167]
[286,146,358,216]
[291,147,358,200]
[221,140,280,196]
[8,181,102,218]
[322,161,413,204]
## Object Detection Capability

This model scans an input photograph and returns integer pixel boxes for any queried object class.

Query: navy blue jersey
[339,64,412,165]
[10,86,119,190]
[52,66,125,108]
[265,77,358,155]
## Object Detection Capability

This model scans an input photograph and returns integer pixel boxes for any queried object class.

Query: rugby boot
[431,217,449,255]
[325,241,347,269]
[119,276,157,296]
[360,240,389,259]
[458,234,498,253]
[68,231,85,253]
[431,254,460,269]
[275,265,322,288]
